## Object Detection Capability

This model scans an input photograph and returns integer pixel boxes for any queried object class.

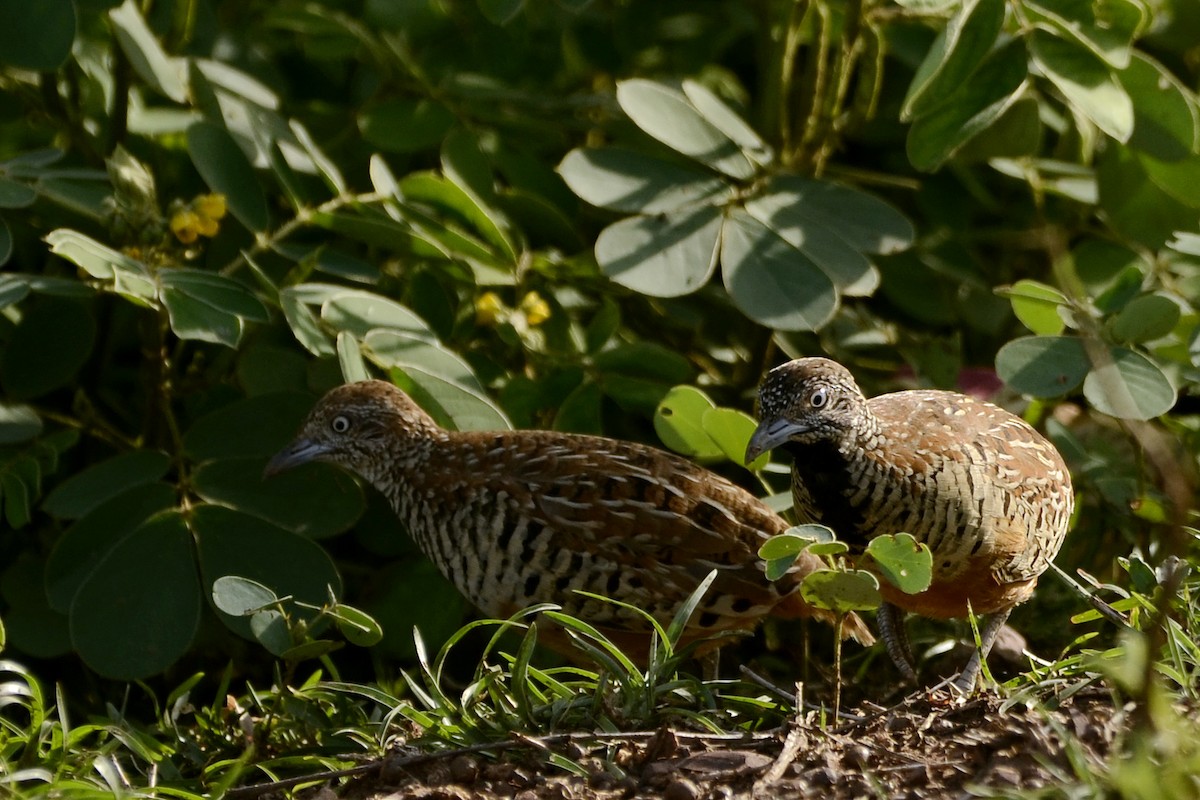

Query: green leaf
[44,228,153,283]
[279,287,335,357]
[1024,0,1143,69]
[161,288,244,347]
[800,570,882,614]
[322,291,435,340]
[42,450,171,520]
[400,170,517,264]
[653,385,723,461]
[865,533,933,594]
[592,342,693,384]
[681,80,774,167]
[194,504,343,640]
[1083,347,1175,421]
[183,391,318,462]
[108,0,186,102]
[759,530,825,560]
[901,0,1006,120]
[720,208,837,331]
[1001,279,1067,335]
[0,179,36,209]
[158,270,270,322]
[69,511,202,680]
[0,403,42,445]
[1120,53,1198,162]
[365,329,485,393]
[1097,145,1197,249]
[359,99,456,153]
[595,204,722,298]
[616,79,755,180]
[2,471,31,529]
[0,297,95,400]
[195,457,364,540]
[187,121,270,231]
[553,380,604,434]
[996,335,1089,397]
[337,332,370,383]
[1029,28,1133,143]
[907,39,1028,171]
[44,482,177,612]
[211,575,279,616]
[0,0,75,70]
[393,367,512,432]
[701,407,766,469]
[557,148,731,214]
[1110,294,1181,343]
[330,604,384,647]
[249,610,292,656]
[0,218,11,268]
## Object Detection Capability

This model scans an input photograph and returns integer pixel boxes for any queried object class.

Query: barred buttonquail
[266,380,873,662]
[745,358,1073,692]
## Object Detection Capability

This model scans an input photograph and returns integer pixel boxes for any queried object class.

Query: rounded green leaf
[211,575,279,616]
[332,604,385,647]
[401,170,517,263]
[42,450,171,520]
[758,533,812,561]
[194,504,343,640]
[995,335,1089,397]
[45,482,177,613]
[365,329,484,392]
[616,79,755,180]
[701,407,766,469]
[187,121,270,231]
[552,379,603,434]
[69,511,202,680]
[249,609,292,656]
[0,297,95,400]
[1002,279,1068,335]
[557,148,731,214]
[359,99,456,153]
[806,541,850,557]
[1110,294,1181,343]
[865,533,933,595]
[720,209,837,332]
[1030,29,1133,143]
[195,456,364,540]
[1097,145,1196,250]
[653,385,723,462]
[0,179,36,209]
[1083,347,1175,421]
[596,204,722,298]
[592,342,693,384]
[800,569,882,614]
[0,218,12,268]
[183,391,318,462]
[0,0,76,70]
[901,0,1006,120]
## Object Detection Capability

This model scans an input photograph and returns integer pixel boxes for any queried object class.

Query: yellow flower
[194,193,227,221]
[195,213,219,237]
[170,210,201,244]
[475,291,505,326]
[519,291,551,326]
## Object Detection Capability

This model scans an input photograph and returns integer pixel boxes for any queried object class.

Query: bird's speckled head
[745,357,868,463]
[264,380,443,483]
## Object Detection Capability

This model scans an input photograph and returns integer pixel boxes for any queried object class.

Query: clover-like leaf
[865,533,933,595]
[800,569,882,614]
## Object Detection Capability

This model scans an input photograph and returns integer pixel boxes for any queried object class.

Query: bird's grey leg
[952,605,1013,693]
[877,602,918,682]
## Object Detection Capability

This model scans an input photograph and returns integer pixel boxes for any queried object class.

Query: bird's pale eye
[331,415,351,434]
[809,387,828,409]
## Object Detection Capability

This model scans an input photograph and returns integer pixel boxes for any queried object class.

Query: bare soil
[336,687,1122,800]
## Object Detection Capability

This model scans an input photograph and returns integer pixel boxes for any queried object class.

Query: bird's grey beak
[745,419,807,464]
[263,438,329,479]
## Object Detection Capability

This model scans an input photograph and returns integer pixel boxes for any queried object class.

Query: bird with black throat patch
[746,357,1073,692]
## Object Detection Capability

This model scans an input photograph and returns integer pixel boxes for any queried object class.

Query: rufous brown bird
[746,357,1073,692]
[266,379,872,663]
